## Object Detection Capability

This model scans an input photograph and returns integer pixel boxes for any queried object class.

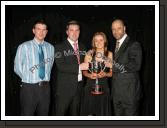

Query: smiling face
[111,20,126,40]
[66,24,80,42]
[92,32,108,57]
[94,35,105,49]
[33,23,48,42]
[92,32,108,52]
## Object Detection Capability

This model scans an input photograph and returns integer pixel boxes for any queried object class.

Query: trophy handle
[88,62,93,73]
[100,61,106,71]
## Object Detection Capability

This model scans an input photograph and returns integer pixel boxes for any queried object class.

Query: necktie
[73,42,80,64]
[115,41,120,53]
[38,44,45,79]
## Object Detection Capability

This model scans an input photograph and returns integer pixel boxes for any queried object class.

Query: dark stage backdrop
[5,5,155,116]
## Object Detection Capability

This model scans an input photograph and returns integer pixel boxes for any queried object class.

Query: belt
[22,81,49,87]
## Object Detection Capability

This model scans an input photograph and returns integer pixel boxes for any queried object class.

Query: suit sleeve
[113,42,142,73]
[124,42,142,72]
[54,45,79,75]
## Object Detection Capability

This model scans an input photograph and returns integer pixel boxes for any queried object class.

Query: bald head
[111,19,126,40]
[112,19,125,26]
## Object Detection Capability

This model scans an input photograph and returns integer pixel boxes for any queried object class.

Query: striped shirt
[14,38,55,83]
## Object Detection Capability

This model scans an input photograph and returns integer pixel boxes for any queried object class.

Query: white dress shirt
[117,33,127,50]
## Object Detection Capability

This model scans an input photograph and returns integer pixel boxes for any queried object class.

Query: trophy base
[91,91,104,95]
[91,85,104,95]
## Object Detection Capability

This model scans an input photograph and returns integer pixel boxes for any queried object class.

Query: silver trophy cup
[88,61,106,95]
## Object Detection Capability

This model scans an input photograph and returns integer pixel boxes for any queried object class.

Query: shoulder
[54,41,69,54]
[46,41,55,48]
[86,49,94,57]
[17,40,32,49]
[129,40,142,51]
[55,40,67,47]
[87,49,94,55]
[126,38,142,54]
[84,49,93,62]
[55,41,67,50]
[127,36,141,47]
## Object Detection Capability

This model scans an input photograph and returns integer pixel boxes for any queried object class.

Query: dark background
[5,5,155,116]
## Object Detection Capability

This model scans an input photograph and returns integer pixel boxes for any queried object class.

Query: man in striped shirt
[14,19,54,116]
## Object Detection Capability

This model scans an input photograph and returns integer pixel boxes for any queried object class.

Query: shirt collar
[33,38,45,46]
[117,33,127,48]
[67,38,78,48]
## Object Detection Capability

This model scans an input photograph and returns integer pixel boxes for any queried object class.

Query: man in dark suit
[54,20,89,116]
[111,19,142,116]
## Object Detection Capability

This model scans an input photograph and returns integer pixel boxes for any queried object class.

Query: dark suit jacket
[54,40,86,98]
[112,36,142,102]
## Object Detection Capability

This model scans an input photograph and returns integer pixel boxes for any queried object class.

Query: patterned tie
[115,41,120,53]
[73,42,80,64]
[38,44,45,79]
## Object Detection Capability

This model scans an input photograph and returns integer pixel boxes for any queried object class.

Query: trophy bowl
[89,61,105,95]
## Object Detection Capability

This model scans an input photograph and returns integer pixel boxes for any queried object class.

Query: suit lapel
[114,36,130,60]
[65,40,84,51]
[65,40,74,51]
[78,43,86,63]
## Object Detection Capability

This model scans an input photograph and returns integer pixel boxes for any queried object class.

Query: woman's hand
[89,73,97,79]
[97,71,107,78]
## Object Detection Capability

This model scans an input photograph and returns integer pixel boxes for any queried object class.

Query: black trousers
[20,82,50,116]
[54,82,83,116]
[113,99,139,116]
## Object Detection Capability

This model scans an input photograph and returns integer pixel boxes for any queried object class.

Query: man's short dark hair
[33,19,48,29]
[66,20,80,30]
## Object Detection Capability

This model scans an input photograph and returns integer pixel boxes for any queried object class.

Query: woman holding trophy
[80,32,113,116]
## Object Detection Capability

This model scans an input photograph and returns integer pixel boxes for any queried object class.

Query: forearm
[83,70,91,78]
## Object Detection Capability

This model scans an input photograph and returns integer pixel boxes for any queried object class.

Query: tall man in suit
[54,20,89,115]
[111,19,142,116]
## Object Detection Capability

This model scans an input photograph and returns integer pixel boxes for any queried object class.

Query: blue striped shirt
[14,38,55,83]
